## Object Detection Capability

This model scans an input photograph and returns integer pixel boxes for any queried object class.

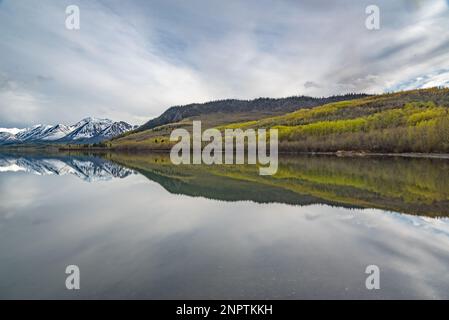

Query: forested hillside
[107,88,449,153]
[220,87,449,153]
[136,94,368,132]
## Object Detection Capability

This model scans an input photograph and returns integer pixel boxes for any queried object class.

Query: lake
[1,151,449,299]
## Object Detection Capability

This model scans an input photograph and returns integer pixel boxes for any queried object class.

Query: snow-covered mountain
[0,132,18,144]
[0,118,135,145]
[0,154,135,182]
[97,121,134,139]
[0,128,25,135]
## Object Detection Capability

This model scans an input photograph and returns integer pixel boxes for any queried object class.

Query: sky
[0,0,449,128]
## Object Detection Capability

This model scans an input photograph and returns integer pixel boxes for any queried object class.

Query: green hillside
[109,93,367,150]
[219,87,449,153]
[109,87,449,153]
[135,94,368,132]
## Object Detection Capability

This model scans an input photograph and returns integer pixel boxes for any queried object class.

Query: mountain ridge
[137,93,370,132]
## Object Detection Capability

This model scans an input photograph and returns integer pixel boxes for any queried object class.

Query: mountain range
[0,117,136,145]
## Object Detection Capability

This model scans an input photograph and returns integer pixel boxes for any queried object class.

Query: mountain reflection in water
[0,153,135,182]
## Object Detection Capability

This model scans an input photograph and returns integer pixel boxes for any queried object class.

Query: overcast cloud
[0,0,449,127]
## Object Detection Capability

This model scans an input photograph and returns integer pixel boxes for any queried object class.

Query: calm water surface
[1,152,449,299]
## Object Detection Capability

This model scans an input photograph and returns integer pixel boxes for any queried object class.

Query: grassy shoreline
[2,144,449,160]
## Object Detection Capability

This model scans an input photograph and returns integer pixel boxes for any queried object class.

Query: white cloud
[0,0,448,127]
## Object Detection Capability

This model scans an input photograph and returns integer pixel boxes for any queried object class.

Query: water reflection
[0,153,135,182]
[1,152,449,299]
[105,152,449,217]
[2,152,449,217]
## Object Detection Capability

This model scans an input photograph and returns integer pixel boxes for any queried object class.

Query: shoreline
[288,151,449,159]
[1,145,449,159]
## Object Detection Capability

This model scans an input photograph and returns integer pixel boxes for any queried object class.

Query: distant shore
[2,145,449,160]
